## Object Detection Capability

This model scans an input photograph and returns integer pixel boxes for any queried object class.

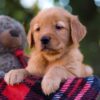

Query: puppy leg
[4,69,29,85]
[42,66,67,95]
[84,64,93,76]
[4,53,46,85]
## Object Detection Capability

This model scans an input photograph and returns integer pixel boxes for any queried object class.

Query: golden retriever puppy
[4,7,93,95]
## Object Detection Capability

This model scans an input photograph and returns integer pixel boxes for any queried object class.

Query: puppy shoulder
[30,50,46,63]
[68,48,83,62]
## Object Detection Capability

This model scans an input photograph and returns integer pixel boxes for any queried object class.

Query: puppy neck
[42,53,63,62]
[42,44,79,62]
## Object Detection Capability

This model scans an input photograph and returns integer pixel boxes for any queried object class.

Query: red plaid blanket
[0,76,100,100]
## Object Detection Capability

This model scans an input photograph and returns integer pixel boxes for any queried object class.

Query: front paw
[4,69,28,85]
[41,77,61,95]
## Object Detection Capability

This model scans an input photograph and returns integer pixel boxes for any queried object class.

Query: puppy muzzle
[41,36,51,45]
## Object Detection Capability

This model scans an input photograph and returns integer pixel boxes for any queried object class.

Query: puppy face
[28,8,86,57]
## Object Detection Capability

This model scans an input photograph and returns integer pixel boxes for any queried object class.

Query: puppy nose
[10,29,19,37]
[41,36,51,45]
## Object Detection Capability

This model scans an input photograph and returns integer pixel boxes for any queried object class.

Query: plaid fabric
[14,49,28,68]
[0,49,100,100]
[0,76,100,100]
[52,76,100,100]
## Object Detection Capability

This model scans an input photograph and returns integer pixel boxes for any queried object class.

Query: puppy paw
[41,77,61,95]
[4,69,28,85]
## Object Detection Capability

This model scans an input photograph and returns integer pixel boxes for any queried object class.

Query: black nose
[41,36,51,45]
[10,30,19,37]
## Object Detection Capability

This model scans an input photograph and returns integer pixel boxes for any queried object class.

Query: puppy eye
[55,25,64,30]
[55,21,65,30]
[34,24,40,32]
[35,27,40,31]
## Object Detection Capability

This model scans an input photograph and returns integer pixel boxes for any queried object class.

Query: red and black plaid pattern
[0,77,45,100]
[0,76,100,100]
[52,76,100,100]
[14,49,28,68]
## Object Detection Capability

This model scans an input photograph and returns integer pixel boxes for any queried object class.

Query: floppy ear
[27,29,34,48]
[70,16,87,44]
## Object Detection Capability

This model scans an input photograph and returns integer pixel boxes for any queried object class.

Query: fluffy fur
[4,8,93,95]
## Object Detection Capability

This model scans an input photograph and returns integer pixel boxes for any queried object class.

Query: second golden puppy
[4,7,93,95]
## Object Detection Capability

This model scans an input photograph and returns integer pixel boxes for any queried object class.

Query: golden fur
[4,7,93,95]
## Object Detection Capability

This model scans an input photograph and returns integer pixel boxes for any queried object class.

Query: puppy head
[28,7,86,59]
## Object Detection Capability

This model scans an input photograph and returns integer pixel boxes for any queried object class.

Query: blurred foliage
[0,0,100,76]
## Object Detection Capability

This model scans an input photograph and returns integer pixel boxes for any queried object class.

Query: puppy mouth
[41,45,53,51]
[41,45,62,55]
